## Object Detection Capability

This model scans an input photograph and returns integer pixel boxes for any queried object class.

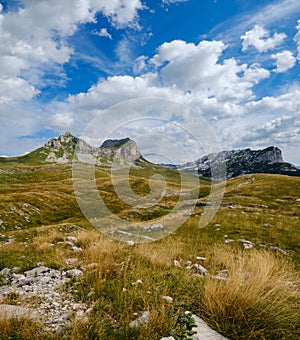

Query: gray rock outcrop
[0,265,92,331]
[178,146,300,179]
[44,132,141,165]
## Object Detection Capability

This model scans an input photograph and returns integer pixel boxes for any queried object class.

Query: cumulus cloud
[241,25,287,52]
[162,0,188,4]
[243,63,270,84]
[0,0,145,97]
[93,28,112,39]
[50,112,75,130]
[294,19,300,60]
[271,51,296,72]
[49,38,272,135]
[133,55,148,74]
[246,89,300,114]
[151,39,268,103]
[241,114,300,151]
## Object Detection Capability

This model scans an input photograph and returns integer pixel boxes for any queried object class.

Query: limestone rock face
[43,132,141,165]
[178,146,300,179]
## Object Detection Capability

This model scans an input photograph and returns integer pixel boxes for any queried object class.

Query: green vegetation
[0,158,299,339]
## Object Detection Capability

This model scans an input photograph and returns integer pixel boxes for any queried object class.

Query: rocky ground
[0,235,95,333]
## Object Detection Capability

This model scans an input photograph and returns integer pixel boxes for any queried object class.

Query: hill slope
[0,157,299,339]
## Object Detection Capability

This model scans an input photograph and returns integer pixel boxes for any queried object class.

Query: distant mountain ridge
[177,146,300,178]
[1,133,299,179]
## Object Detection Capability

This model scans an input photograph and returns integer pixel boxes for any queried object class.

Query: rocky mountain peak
[43,133,141,165]
[178,146,299,179]
[100,137,131,149]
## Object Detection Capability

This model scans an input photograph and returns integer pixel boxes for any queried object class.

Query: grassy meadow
[0,160,299,339]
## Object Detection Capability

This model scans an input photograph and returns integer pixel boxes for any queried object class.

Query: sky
[1,0,300,164]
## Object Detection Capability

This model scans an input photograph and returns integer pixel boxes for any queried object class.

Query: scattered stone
[191,314,229,339]
[65,258,78,265]
[4,237,15,245]
[173,259,181,267]
[85,307,94,316]
[24,266,50,278]
[238,239,254,247]
[243,243,253,249]
[64,269,83,278]
[129,311,150,328]
[196,256,206,261]
[0,304,41,320]
[65,236,78,243]
[132,279,143,285]
[269,245,288,255]
[85,263,98,270]
[143,223,164,231]
[87,292,95,298]
[126,240,135,246]
[71,246,83,253]
[224,239,234,244]
[212,269,228,281]
[161,337,175,340]
[0,268,11,276]
[191,264,208,276]
[162,295,173,304]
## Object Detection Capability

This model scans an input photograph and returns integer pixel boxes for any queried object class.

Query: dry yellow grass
[201,245,300,338]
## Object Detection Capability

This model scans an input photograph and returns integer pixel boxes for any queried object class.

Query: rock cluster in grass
[0,236,95,332]
[0,264,93,332]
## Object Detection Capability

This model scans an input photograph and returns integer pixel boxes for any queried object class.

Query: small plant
[169,312,196,340]
[3,291,20,305]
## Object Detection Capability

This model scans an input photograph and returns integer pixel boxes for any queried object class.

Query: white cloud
[96,0,144,28]
[51,112,75,130]
[133,55,148,73]
[271,51,296,72]
[0,0,146,148]
[241,25,287,52]
[243,63,270,84]
[241,114,300,154]
[0,77,39,103]
[50,38,272,135]
[0,0,145,98]
[151,39,266,103]
[213,0,300,46]
[294,19,300,60]
[162,0,188,4]
[94,28,112,39]
[246,89,300,114]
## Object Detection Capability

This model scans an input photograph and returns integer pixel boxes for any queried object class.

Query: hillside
[0,154,299,339]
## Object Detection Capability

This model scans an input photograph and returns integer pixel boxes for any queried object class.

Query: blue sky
[1,0,300,164]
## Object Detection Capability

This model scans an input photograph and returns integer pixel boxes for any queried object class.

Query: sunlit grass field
[0,161,299,339]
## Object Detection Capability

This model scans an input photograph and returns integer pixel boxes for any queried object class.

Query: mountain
[178,146,300,179]
[0,132,141,165]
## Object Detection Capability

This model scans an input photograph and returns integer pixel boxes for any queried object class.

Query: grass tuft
[200,245,300,339]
